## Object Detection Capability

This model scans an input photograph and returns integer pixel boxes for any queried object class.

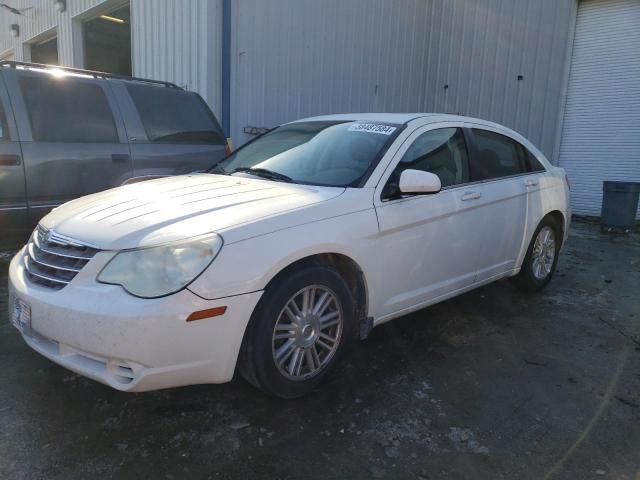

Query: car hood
[40,174,345,250]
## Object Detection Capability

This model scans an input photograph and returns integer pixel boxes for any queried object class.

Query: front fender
[187,209,379,301]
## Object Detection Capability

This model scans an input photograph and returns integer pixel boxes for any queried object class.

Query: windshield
[212,121,401,187]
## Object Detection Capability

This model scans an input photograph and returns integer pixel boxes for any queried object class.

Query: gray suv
[0,62,227,248]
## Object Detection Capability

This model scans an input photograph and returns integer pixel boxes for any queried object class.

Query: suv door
[0,72,27,247]
[465,128,529,282]
[5,69,132,227]
[111,81,226,180]
[373,125,476,320]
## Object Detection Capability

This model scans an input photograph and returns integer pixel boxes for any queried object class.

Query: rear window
[20,76,118,143]
[126,84,225,145]
[522,146,546,172]
[471,129,526,180]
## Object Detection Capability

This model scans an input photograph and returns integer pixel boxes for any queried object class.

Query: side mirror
[398,169,441,195]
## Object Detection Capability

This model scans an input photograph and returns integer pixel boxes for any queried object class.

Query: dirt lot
[1,221,639,480]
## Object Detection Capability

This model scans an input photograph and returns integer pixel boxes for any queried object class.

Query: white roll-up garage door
[558,0,640,217]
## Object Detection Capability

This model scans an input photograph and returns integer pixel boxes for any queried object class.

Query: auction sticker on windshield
[348,123,397,135]
[11,296,31,334]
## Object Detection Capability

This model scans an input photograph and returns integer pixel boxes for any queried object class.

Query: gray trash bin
[601,181,640,232]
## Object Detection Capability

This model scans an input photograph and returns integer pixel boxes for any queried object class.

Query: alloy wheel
[271,285,343,381]
[532,226,556,280]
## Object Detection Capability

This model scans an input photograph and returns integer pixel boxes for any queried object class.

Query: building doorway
[30,36,58,65]
[82,3,131,75]
[558,0,640,217]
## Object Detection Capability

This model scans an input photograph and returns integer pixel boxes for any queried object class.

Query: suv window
[126,84,225,144]
[470,129,526,180]
[19,76,118,143]
[0,100,7,140]
[395,127,470,188]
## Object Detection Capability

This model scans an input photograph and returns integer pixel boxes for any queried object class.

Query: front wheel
[511,217,561,292]
[237,265,355,398]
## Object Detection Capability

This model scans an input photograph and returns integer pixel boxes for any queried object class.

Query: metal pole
[222,0,231,140]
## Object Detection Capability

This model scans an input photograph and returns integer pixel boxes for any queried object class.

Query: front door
[0,74,27,247]
[373,125,477,321]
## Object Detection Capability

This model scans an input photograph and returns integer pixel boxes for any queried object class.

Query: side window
[0,100,7,141]
[19,76,118,143]
[395,127,470,188]
[126,84,225,145]
[521,145,546,172]
[470,129,526,180]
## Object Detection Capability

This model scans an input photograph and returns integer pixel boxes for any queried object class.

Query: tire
[237,264,355,398]
[511,216,561,292]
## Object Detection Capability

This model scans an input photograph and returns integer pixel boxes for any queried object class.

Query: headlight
[97,234,223,298]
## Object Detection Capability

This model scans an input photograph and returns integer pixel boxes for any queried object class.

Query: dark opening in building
[31,36,58,65]
[83,4,131,75]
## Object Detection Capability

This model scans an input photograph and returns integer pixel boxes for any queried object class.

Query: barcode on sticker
[347,123,397,135]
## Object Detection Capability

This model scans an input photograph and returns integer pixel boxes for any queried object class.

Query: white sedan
[8,114,570,398]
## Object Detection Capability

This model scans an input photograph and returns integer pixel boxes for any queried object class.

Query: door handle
[525,178,539,187]
[461,191,481,201]
[0,154,21,166]
[111,153,130,163]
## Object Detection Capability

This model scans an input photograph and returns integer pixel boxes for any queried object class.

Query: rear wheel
[511,217,561,292]
[238,265,355,398]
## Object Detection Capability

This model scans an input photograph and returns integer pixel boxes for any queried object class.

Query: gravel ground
[1,221,639,479]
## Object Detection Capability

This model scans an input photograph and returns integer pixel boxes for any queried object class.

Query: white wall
[0,0,222,117]
[0,0,105,65]
[558,0,640,217]
[131,0,222,119]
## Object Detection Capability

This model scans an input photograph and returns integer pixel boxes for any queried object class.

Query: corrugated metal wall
[0,0,104,64]
[0,0,57,58]
[230,0,577,160]
[131,0,222,118]
[1,0,579,160]
[0,0,222,117]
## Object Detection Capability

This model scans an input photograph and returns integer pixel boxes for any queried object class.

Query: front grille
[23,226,100,290]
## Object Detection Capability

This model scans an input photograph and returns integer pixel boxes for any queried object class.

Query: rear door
[0,71,27,246]
[111,81,226,179]
[5,69,132,227]
[466,128,529,282]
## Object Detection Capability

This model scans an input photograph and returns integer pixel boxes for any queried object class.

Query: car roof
[287,112,548,162]
[290,112,499,127]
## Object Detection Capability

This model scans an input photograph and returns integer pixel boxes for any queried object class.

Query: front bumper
[8,248,262,392]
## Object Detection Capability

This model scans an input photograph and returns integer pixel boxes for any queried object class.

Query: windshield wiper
[231,167,293,183]
[208,164,228,175]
